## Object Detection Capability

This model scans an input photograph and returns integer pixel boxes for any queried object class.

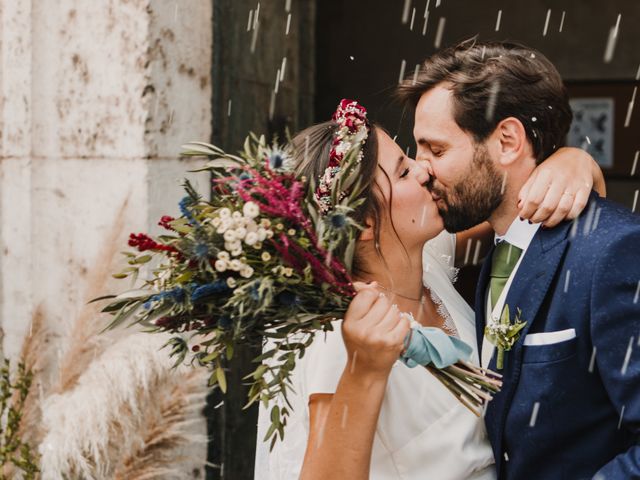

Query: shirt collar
[494,217,541,251]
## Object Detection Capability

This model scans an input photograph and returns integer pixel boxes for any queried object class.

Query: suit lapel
[474,245,495,355]
[487,221,572,472]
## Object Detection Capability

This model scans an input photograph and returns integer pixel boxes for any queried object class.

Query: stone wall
[0,0,214,475]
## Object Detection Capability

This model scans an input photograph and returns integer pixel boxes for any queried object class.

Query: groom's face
[413,85,503,232]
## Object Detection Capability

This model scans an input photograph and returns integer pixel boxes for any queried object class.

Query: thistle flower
[179,197,199,226]
[191,281,229,303]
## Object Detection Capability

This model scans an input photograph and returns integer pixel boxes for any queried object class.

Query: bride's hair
[292,121,401,276]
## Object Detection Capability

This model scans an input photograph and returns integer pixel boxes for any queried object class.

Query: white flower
[240,266,254,278]
[243,201,260,219]
[217,251,230,261]
[223,230,237,242]
[212,217,221,227]
[261,252,271,261]
[217,217,232,234]
[218,208,231,219]
[245,219,258,232]
[231,247,243,257]
[225,241,241,252]
[335,141,351,156]
[257,228,267,242]
[234,227,247,239]
[245,231,259,246]
[283,267,293,277]
[265,230,274,239]
[227,277,237,288]
[233,217,248,228]
[232,211,243,220]
[230,259,243,271]
[214,260,228,272]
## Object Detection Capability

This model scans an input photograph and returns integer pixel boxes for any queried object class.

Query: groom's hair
[397,38,573,164]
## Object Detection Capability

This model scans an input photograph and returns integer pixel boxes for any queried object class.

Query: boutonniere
[484,305,527,370]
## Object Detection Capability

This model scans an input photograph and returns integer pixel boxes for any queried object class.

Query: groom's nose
[417,158,433,176]
[415,161,431,184]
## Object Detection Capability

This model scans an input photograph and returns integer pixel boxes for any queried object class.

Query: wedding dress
[254,231,496,479]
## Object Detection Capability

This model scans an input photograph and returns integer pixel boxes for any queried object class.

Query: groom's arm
[591,227,640,478]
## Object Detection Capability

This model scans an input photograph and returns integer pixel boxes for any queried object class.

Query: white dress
[255,232,496,479]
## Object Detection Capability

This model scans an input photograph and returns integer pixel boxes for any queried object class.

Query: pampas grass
[112,369,208,480]
[53,196,130,395]
[39,332,209,479]
[7,196,210,478]
[15,305,50,448]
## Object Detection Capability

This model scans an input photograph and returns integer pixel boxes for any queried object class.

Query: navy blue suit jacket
[475,194,640,479]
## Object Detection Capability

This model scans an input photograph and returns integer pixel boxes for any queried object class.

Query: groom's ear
[494,117,528,166]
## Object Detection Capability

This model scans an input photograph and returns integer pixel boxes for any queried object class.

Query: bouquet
[95,101,501,448]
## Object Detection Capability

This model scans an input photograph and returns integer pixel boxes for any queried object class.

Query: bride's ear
[494,117,528,166]
[358,218,375,241]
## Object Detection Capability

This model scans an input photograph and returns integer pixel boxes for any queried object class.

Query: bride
[255,100,604,479]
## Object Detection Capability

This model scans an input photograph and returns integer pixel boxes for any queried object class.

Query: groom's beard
[428,145,503,233]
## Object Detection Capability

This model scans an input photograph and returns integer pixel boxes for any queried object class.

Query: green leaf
[216,366,227,393]
[174,271,195,283]
[115,289,155,301]
[501,304,510,324]
[263,421,277,443]
[88,294,117,304]
[200,351,220,363]
[103,300,143,332]
[344,239,356,273]
[252,364,268,380]
[270,405,280,424]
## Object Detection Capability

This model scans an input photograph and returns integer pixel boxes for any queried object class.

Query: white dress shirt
[481,218,541,368]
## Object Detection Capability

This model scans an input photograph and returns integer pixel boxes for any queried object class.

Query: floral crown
[314,99,370,215]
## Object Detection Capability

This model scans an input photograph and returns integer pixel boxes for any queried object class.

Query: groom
[399,40,640,479]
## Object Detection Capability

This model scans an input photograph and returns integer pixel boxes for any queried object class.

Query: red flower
[158,215,175,231]
[128,233,178,254]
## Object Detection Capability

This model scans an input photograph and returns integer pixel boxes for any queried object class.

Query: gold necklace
[376,284,425,303]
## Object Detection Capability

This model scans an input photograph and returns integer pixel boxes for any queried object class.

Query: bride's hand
[518,147,606,227]
[342,283,411,378]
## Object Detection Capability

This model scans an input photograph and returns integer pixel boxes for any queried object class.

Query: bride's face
[372,129,444,250]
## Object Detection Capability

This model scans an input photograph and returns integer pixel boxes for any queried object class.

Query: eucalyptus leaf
[216,366,227,393]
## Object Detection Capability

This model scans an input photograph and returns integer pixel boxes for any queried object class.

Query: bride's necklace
[376,284,424,303]
[376,284,459,337]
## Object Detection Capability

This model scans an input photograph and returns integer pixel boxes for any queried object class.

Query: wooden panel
[208,1,315,479]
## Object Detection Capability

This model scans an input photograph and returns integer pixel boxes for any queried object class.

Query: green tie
[490,241,523,309]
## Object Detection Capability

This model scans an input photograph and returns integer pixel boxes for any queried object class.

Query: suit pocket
[521,336,578,364]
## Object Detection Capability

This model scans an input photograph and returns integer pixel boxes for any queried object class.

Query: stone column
[0,0,213,474]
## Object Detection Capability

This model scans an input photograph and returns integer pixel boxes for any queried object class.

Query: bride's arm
[455,147,606,265]
[517,147,606,225]
[300,288,409,480]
